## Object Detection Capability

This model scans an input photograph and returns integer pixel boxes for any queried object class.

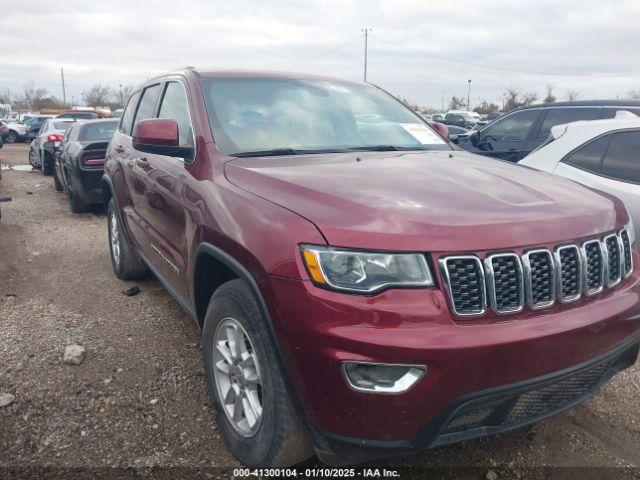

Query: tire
[28,149,40,169]
[69,185,89,213]
[203,279,313,467]
[53,166,63,192]
[107,198,148,279]
[5,130,18,144]
[42,152,54,176]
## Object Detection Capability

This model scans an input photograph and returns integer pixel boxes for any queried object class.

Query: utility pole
[61,67,67,106]
[467,79,471,111]
[361,28,371,82]
[441,91,444,112]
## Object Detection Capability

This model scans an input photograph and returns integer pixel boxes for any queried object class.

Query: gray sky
[1,0,639,109]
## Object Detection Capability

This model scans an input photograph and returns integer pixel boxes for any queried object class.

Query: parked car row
[1,109,106,144]
[25,69,640,469]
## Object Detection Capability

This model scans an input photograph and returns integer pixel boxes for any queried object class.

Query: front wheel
[5,130,18,144]
[203,279,313,467]
[107,199,148,279]
[28,148,40,169]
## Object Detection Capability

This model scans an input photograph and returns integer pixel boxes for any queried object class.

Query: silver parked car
[28,118,76,175]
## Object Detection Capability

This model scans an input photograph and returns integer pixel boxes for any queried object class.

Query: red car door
[130,80,193,299]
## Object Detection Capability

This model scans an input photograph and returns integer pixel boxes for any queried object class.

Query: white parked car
[3,121,29,143]
[520,112,640,241]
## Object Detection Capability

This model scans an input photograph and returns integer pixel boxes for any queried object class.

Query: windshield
[200,78,450,156]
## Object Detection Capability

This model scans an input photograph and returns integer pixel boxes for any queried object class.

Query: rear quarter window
[561,134,610,173]
[537,108,601,139]
[600,130,640,183]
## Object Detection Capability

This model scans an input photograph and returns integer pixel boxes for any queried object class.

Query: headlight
[301,245,434,293]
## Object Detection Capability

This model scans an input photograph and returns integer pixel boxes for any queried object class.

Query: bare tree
[565,90,580,101]
[626,89,640,99]
[473,101,499,114]
[543,83,556,103]
[83,84,113,107]
[21,82,49,111]
[449,95,466,110]
[504,89,538,111]
[117,85,134,107]
[0,89,12,104]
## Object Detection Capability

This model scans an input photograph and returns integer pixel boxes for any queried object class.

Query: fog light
[342,362,426,393]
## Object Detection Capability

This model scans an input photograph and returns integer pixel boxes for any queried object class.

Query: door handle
[114,145,125,154]
[136,158,151,171]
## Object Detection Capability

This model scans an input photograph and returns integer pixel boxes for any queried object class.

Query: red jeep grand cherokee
[103,69,640,467]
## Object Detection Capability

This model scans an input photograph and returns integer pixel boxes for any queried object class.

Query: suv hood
[224,150,623,252]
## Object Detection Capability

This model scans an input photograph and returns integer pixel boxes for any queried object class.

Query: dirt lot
[0,143,639,479]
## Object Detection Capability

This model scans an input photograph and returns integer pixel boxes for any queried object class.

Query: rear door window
[537,108,601,139]
[561,135,610,173]
[600,130,640,183]
[120,91,141,135]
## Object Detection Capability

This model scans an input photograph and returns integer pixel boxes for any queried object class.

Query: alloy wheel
[213,317,263,437]
[110,211,121,266]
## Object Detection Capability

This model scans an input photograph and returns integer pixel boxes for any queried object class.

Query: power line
[369,34,630,78]
[290,34,363,69]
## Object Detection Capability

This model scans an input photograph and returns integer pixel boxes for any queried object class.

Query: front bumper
[267,257,640,463]
[314,336,638,464]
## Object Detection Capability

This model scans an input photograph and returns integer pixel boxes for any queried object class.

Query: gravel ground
[0,143,639,479]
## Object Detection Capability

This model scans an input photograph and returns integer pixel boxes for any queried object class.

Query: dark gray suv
[460,100,640,162]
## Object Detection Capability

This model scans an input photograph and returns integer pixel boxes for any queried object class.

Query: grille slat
[582,240,604,296]
[485,254,523,313]
[605,235,622,286]
[556,246,582,303]
[523,250,555,309]
[441,257,485,316]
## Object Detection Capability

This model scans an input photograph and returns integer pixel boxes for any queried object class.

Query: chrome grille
[605,234,622,286]
[485,254,523,313]
[581,240,604,296]
[555,246,582,303]
[522,250,555,309]
[620,229,632,277]
[440,232,630,317]
[440,257,486,316]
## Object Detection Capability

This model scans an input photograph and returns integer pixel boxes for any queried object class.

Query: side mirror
[468,130,480,146]
[132,118,194,160]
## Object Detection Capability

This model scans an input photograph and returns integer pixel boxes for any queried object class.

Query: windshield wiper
[230,148,304,157]
[346,145,432,152]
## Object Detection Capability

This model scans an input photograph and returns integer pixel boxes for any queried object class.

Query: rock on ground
[63,344,86,365]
